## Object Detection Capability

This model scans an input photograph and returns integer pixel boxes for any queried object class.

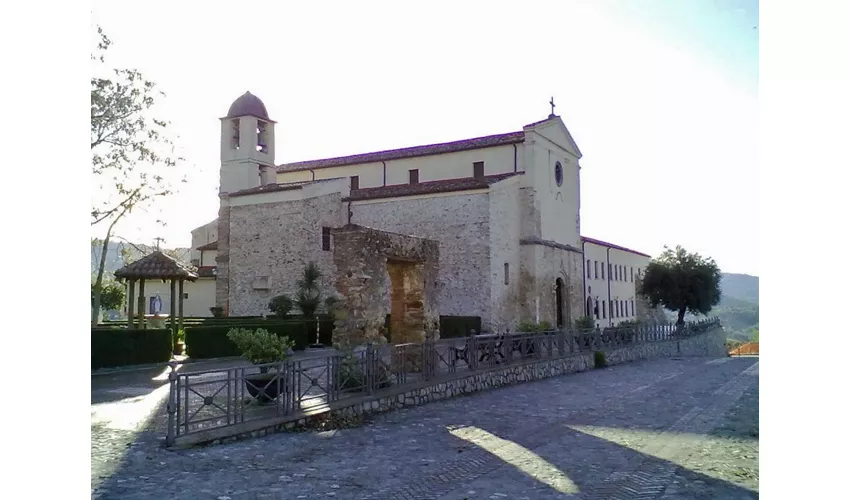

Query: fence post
[469,335,478,370]
[165,360,179,446]
[366,343,374,395]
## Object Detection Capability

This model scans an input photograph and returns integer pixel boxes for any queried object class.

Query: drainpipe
[309,169,316,181]
[606,247,612,327]
[382,161,387,186]
[512,144,517,172]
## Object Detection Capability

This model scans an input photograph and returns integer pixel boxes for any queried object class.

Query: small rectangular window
[621,266,625,281]
[183,293,189,299]
[350,175,359,190]
[630,267,634,282]
[614,265,618,281]
[615,300,619,317]
[322,227,331,251]
[504,263,510,285]
[586,259,591,278]
[602,301,606,318]
[631,300,635,315]
[409,169,419,184]
[594,261,599,279]
[473,161,484,178]
[609,300,614,317]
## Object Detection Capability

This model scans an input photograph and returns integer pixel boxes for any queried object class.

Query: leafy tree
[638,245,722,325]
[90,25,183,325]
[295,262,323,318]
[92,279,125,312]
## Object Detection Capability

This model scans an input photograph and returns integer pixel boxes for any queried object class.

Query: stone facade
[351,192,492,325]
[225,192,345,316]
[331,224,440,347]
[178,327,726,448]
[517,241,584,329]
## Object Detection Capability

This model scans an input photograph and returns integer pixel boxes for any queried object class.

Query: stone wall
[226,192,346,316]
[488,178,522,332]
[214,201,230,312]
[517,241,584,328]
[183,327,726,448]
[351,192,492,324]
[331,224,440,347]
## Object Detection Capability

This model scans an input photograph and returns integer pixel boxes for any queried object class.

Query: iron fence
[165,317,719,445]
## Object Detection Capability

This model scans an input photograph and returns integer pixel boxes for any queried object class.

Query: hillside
[719,272,759,304]
[91,240,190,277]
[661,272,758,341]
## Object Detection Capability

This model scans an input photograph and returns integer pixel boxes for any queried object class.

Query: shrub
[516,320,554,333]
[268,294,294,318]
[92,328,171,369]
[185,321,314,359]
[594,350,607,369]
[227,328,294,370]
[574,316,596,330]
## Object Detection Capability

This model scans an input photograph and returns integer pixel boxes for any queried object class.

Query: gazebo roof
[114,251,199,281]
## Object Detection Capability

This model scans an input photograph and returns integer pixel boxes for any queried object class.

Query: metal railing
[165,317,719,445]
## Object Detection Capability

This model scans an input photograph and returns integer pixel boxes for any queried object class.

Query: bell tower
[219,91,277,194]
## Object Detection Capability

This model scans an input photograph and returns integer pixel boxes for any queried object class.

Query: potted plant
[226,327,295,403]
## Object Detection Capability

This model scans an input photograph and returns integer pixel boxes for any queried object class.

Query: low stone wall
[175,327,725,447]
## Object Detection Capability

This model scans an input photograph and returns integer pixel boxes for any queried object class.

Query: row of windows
[589,299,635,320]
[586,259,637,283]
[348,161,488,191]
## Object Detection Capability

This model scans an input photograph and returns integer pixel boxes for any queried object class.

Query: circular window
[554,161,564,186]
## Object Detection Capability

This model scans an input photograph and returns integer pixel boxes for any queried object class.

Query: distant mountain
[660,272,758,341]
[91,240,190,277]
[719,273,759,305]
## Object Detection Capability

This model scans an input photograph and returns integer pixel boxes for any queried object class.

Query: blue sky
[91,0,759,275]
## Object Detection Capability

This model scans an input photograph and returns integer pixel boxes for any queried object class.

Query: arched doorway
[555,278,565,328]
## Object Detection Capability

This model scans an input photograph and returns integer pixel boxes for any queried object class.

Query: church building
[192,91,653,333]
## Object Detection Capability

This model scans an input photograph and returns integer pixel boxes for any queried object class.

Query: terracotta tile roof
[344,172,523,202]
[277,131,526,173]
[196,241,218,251]
[114,251,199,281]
[581,236,652,258]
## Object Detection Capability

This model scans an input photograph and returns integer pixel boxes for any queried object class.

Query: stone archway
[555,277,565,328]
[330,224,439,349]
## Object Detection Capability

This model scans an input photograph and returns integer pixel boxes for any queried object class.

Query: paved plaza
[91,356,758,499]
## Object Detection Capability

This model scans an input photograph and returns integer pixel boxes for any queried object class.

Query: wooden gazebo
[114,251,199,354]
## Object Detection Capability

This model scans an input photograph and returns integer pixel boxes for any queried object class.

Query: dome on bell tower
[225,91,269,120]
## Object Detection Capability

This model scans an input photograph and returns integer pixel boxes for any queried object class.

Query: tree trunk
[91,230,113,326]
[676,307,686,326]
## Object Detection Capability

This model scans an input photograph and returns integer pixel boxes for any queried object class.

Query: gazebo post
[170,278,178,354]
[178,279,185,343]
[137,279,146,329]
[127,279,136,328]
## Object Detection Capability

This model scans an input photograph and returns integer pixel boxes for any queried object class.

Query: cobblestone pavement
[91,356,758,499]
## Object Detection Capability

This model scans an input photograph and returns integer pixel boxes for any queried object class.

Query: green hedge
[185,319,335,359]
[440,316,482,338]
[92,328,172,369]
